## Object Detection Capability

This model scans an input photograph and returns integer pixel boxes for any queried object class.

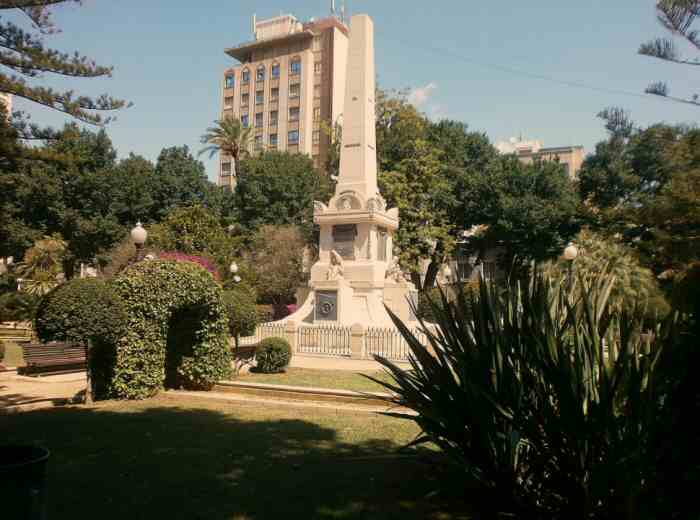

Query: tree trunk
[84,342,93,405]
[423,259,441,290]
[410,271,423,292]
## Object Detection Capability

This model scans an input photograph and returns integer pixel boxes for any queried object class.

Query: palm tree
[199,116,253,189]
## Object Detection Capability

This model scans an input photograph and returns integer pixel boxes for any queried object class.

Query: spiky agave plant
[372,269,668,519]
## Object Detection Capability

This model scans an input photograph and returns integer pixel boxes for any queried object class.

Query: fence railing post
[350,323,366,360]
[285,320,299,354]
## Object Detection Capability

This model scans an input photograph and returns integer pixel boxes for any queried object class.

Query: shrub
[0,341,5,361]
[158,252,221,280]
[34,278,127,346]
[0,291,39,322]
[375,270,669,518]
[256,337,291,373]
[223,287,259,339]
[34,278,128,399]
[109,260,231,399]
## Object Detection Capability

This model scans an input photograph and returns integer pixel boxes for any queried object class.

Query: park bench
[19,341,86,376]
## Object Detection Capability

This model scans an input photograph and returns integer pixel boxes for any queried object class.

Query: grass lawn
[0,340,25,367]
[2,395,474,519]
[237,367,395,393]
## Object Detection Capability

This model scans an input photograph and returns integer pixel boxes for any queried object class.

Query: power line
[385,36,694,107]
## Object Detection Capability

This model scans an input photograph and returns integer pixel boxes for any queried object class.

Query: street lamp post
[229,261,242,352]
[563,243,578,292]
[130,222,148,263]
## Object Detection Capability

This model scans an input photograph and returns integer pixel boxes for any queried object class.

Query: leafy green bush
[256,337,291,373]
[34,278,128,399]
[34,278,127,345]
[376,270,669,518]
[109,260,231,399]
[544,228,670,323]
[0,341,5,361]
[223,287,258,339]
[0,291,39,322]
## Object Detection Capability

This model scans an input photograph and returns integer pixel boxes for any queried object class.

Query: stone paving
[0,370,86,412]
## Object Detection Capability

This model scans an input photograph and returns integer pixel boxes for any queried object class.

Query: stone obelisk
[335,14,378,201]
[288,14,417,326]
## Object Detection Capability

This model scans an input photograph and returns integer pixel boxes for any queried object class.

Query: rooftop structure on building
[218,10,350,189]
[496,136,585,178]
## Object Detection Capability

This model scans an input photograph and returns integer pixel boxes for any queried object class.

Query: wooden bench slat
[20,342,86,375]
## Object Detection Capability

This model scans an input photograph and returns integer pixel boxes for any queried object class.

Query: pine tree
[0,0,129,139]
[639,0,699,106]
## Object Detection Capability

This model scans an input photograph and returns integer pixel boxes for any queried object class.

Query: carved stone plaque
[315,290,338,321]
[332,224,357,260]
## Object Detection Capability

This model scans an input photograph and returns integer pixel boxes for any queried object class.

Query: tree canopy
[235,151,332,242]
[578,110,700,277]
[0,125,235,273]
[638,0,699,106]
[0,0,130,139]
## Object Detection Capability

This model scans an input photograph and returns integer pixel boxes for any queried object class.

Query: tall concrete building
[219,13,349,189]
[496,137,585,178]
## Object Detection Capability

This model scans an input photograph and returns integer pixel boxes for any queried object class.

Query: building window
[256,65,265,82]
[241,114,249,128]
[269,110,278,126]
[290,58,301,75]
[241,93,249,107]
[270,87,279,101]
[288,130,299,145]
[313,85,321,99]
[241,68,250,83]
[255,135,263,150]
[225,75,235,89]
[289,83,300,98]
[255,90,264,105]
[289,107,300,121]
[313,130,320,144]
[269,133,278,147]
[255,112,263,128]
[221,162,232,176]
[224,96,234,108]
[314,62,322,74]
[313,107,321,121]
[271,63,280,78]
[312,37,322,51]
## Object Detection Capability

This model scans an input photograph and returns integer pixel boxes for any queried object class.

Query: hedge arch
[110,260,231,399]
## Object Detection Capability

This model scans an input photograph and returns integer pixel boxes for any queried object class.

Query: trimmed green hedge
[256,337,291,373]
[222,287,258,339]
[34,278,129,399]
[109,260,231,399]
[35,278,127,345]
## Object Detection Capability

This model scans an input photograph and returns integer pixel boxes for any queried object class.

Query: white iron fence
[239,322,435,361]
[297,325,351,357]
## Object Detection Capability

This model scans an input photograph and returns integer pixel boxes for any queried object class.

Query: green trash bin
[0,445,50,520]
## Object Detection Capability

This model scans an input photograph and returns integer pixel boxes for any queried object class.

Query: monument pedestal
[284,13,418,328]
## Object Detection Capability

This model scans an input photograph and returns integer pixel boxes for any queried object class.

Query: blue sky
[11,0,698,180]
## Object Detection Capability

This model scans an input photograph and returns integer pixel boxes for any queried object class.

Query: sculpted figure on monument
[327,250,344,280]
[385,256,406,283]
